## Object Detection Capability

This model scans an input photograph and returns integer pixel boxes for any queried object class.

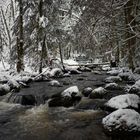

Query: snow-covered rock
[134,67,140,74]
[102,109,140,134]
[92,71,102,75]
[135,79,140,88]
[119,72,136,82]
[78,67,92,72]
[64,59,79,70]
[61,86,81,97]
[105,83,121,90]
[0,84,10,96]
[48,68,63,78]
[48,86,81,107]
[107,69,120,76]
[105,76,122,83]
[89,87,107,99]
[63,72,71,77]
[7,79,20,91]
[76,98,106,110]
[49,80,60,87]
[69,69,82,74]
[129,80,140,94]
[102,65,110,71]
[82,87,93,97]
[105,94,140,110]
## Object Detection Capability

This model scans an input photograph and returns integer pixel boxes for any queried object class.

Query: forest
[0,0,140,140]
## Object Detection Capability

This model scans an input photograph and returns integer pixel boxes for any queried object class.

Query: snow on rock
[63,72,71,77]
[105,76,122,83]
[7,79,20,91]
[82,87,93,97]
[49,86,81,107]
[105,83,121,90]
[135,79,140,88]
[134,67,140,74]
[102,109,140,134]
[119,72,136,82]
[61,86,81,97]
[89,87,107,99]
[64,59,79,70]
[47,68,63,78]
[102,65,110,71]
[105,94,140,110]
[107,69,121,76]
[0,84,10,96]
[69,69,82,74]
[129,79,140,94]
[49,80,60,87]
[78,67,92,72]
[92,71,102,75]
[0,71,11,83]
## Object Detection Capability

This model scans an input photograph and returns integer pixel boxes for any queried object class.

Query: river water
[0,72,140,140]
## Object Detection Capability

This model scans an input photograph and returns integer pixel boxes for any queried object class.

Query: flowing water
[0,72,140,140]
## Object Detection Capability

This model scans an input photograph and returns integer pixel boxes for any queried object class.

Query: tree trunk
[17,0,24,73]
[59,42,65,70]
[124,0,136,71]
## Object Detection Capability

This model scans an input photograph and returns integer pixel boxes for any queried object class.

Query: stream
[0,72,140,140]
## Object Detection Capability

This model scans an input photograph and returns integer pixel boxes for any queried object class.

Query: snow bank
[64,59,79,70]
[102,109,140,133]
[105,94,140,110]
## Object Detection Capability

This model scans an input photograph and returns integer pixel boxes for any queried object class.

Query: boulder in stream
[48,86,82,107]
[48,80,61,87]
[89,87,107,99]
[7,79,20,92]
[82,87,93,97]
[105,76,122,83]
[105,83,121,90]
[102,109,140,135]
[0,84,10,96]
[105,94,140,111]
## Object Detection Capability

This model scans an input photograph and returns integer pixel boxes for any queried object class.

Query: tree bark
[124,0,136,71]
[17,0,24,73]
